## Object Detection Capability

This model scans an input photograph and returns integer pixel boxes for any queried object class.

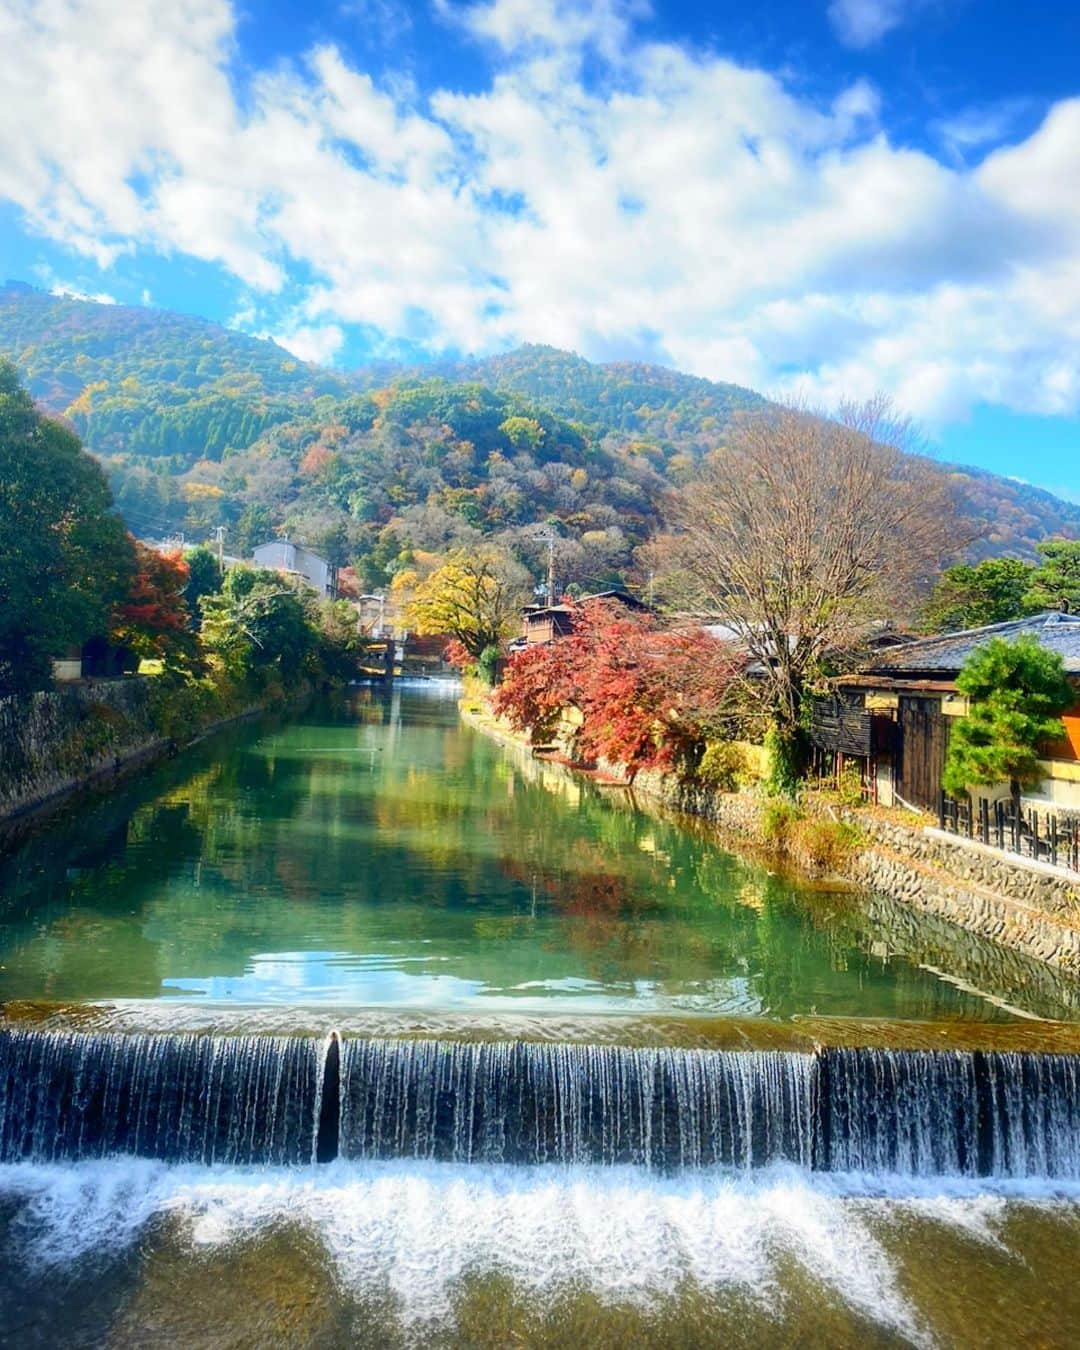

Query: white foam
[4,1161,1080,1340]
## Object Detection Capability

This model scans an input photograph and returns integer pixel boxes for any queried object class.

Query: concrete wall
[253,541,333,595]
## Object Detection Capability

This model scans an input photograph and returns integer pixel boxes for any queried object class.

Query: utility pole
[647,569,655,607]
[535,530,557,606]
[214,525,226,576]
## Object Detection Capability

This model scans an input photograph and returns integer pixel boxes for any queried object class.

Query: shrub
[761,798,801,844]
[787,818,863,873]
[764,724,801,799]
[835,760,865,808]
[696,740,750,792]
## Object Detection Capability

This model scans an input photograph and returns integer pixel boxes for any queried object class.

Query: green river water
[0,684,1071,1022]
[4,684,1080,1348]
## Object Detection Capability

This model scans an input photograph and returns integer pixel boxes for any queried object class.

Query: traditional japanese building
[810,613,1080,812]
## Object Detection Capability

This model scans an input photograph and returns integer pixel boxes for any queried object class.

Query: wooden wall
[809,695,873,756]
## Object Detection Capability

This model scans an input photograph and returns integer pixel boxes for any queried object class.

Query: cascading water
[0,1028,326,1165]
[338,1039,814,1168]
[818,1047,1080,1179]
[3,1029,1080,1178]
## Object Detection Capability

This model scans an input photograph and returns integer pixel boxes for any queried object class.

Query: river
[2,684,1080,1346]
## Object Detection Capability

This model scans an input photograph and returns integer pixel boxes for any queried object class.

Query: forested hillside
[435,345,766,467]
[0,283,348,465]
[1,282,1077,590]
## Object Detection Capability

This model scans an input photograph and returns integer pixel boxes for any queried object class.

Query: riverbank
[0,678,292,850]
[462,701,1080,981]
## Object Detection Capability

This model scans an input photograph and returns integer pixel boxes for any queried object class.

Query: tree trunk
[766,721,804,798]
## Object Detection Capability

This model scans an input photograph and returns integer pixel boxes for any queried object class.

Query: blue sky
[2,0,1079,495]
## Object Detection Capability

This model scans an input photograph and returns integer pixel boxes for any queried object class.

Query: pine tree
[1024,539,1080,614]
[942,635,1075,811]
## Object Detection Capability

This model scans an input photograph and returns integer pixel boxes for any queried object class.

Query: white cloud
[934,99,1034,159]
[1,0,1079,429]
[51,284,118,304]
[827,0,911,48]
[339,0,413,47]
[444,0,648,62]
[265,321,346,365]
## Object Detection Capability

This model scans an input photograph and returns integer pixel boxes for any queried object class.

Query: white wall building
[252,540,337,597]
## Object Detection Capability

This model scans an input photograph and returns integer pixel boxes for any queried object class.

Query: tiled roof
[867,612,1080,676]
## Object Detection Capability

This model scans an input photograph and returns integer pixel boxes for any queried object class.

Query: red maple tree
[493,600,742,777]
[110,541,193,664]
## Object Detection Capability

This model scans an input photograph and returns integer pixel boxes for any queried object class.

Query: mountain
[1,283,1077,587]
[0,283,349,465]
[434,344,767,459]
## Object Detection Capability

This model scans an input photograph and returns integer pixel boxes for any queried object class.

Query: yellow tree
[403,547,530,661]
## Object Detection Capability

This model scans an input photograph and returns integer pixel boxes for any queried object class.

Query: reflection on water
[1,685,1078,1020]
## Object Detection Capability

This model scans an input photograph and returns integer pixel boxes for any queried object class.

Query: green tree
[500,415,544,451]
[234,503,273,557]
[942,635,1075,812]
[921,557,1034,633]
[183,546,222,629]
[200,568,313,685]
[311,598,366,683]
[0,360,134,695]
[1024,539,1080,614]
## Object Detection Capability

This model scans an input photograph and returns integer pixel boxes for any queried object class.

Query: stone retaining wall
[466,710,1080,981]
[0,680,164,822]
[850,849,1080,976]
[853,816,1080,923]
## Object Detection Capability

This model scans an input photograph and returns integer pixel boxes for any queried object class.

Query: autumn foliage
[493,600,742,776]
[110,540,193,663]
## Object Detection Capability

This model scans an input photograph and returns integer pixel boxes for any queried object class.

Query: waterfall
[0,1029,325,1165]
[817,1047,1080,1179]
[2,1028,1080,1178]
[338,1040,814,1168]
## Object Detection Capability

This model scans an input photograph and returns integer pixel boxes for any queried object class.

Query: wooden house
[518,591,650,647]
[810,613,1080,812]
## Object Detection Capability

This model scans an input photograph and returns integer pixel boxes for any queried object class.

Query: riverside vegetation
[0,359,367,817]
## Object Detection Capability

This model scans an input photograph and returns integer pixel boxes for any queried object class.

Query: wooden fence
[939,792,1080,874]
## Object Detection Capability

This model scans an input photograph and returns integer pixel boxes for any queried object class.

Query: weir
[3,1028,1080,1177]
[0,1029,325,1165]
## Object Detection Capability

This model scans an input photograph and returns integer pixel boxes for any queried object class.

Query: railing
[939,792,1080,874]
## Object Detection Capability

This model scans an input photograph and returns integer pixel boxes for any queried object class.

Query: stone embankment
[846,820,1080,976]
[634,763,1080,977]
[0,679,263,843]
[463,704,1080,979]
[0,680,165,826]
